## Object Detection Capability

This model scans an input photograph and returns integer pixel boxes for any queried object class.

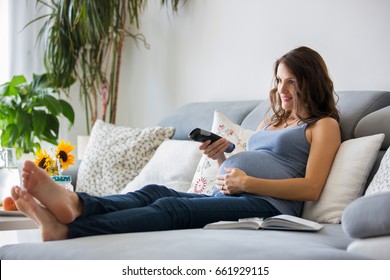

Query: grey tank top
[218,122,310,216]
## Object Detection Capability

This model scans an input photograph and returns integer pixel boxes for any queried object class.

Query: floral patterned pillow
[365,146,390,195]
[188,111,255,195]
[76,120,175,196]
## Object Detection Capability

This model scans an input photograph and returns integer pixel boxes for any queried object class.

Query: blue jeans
[68,184,281,238]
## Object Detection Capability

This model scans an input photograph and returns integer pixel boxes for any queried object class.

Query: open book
[204,214,323,232]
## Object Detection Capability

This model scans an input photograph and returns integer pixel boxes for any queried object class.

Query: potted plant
[0,73,75,158]
[33,0,184,134]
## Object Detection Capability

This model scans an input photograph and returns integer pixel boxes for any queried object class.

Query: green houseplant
[0,73,75,158]
[33,0,184,134]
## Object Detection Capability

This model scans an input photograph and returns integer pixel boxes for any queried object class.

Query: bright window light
[0,0,10,84]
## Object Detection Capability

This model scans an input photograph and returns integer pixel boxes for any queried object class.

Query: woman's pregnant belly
[218,150,305,179]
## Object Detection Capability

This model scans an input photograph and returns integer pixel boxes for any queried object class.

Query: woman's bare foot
[11,186,68,241]
[21,160,82,224]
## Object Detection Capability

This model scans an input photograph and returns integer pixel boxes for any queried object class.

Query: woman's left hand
[216,167,247,195]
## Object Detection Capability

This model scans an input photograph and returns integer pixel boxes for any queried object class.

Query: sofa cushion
[347,236,390,260]
[188,111,255,194]
[365,146,390,195]
[302,133,385,223]
[76,120,174,196]
[121,140,202,193]
[342,192,390,239]
[0,225,360,260]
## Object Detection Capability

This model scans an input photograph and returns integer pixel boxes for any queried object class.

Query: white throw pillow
[188,111,255,195]
[121,140,202,193]
[301,133,385,223]
[76,120,175,196]
[365,146,390,195]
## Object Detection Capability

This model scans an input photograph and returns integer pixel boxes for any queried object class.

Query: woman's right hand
[199,138,229,163]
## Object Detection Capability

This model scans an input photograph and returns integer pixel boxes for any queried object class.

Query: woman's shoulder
[312,117,339,129]
[306,117,340,144]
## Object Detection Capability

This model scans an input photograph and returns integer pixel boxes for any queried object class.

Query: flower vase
[51,175,74,191]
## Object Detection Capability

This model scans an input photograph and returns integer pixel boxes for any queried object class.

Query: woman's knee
[135,184,175,203]
[153,197,186,211]
[139,184,163,193]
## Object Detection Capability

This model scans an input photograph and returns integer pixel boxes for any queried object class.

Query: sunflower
[55,139,75,170]
[34,149,51,171]
[34,149,60,175]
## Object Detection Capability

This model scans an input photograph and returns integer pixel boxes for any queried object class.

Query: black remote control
[188,128,235,153]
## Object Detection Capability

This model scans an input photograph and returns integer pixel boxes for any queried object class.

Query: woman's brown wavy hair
[269,46,340,126]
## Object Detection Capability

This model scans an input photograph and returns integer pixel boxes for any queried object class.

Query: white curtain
[9,0,47,79]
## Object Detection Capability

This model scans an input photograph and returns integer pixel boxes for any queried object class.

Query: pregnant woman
[11,46,341,241]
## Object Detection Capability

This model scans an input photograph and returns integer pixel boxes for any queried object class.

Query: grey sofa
[1,90,389,260]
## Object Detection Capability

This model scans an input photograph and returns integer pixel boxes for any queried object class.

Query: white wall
[7,0,390,157]
[112,0,390,130]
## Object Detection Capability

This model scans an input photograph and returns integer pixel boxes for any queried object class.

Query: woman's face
[276,63,298,111]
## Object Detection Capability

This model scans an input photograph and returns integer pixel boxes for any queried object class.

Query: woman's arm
[217,117,341,201]
[199,118,270,165]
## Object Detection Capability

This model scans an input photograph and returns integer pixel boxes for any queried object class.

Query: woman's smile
[280,94,293,102]
[276,63,298,111]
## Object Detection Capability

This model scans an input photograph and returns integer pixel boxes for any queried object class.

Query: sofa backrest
[160,91,390,148]
[158,100,261,140]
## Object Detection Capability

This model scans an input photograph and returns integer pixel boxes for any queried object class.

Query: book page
[203,215,323,231]
[204,219,262,229]
[262,215,323,231]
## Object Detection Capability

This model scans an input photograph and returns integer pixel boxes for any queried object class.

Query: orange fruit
[3,196,18,211]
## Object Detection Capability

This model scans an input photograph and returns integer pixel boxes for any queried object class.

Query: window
[0,0,10,84]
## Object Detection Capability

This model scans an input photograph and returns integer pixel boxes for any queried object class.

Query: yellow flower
[34,149,51,171]
[34,150,59,175]
[55,139,75,170]
[34,140,75,176]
